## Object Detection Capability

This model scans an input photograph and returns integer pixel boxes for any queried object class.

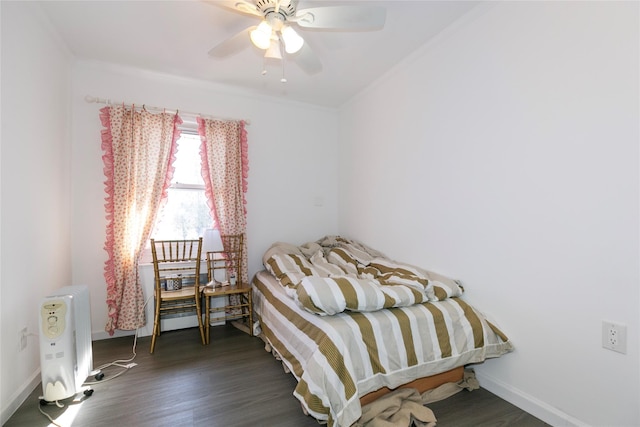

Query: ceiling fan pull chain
[280,39,287,83]
[281,60,287,83]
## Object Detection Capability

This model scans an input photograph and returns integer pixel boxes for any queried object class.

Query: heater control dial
[41,301,67,340]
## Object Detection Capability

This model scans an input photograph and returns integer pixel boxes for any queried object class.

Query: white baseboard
[91,315,206,342]
[1,369,41,425]
[475,370,588,427]
[91,328,137,341]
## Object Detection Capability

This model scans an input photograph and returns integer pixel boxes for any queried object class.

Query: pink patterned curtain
[197,118,249,284]
[101,105,182,334]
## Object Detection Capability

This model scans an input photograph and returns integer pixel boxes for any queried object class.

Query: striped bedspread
[253,271,513,427]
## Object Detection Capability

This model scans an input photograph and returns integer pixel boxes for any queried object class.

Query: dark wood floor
[6,324,548,427]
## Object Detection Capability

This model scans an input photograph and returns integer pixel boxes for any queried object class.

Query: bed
[252,236,513,426]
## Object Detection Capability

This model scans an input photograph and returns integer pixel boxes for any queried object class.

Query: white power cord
[38,401,64,427]
[84,293,152,385]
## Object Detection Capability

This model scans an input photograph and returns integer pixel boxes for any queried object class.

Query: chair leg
[195,295,206,346]
[247,291,253,337]
[150,298,161,353]
[205,295,211,345]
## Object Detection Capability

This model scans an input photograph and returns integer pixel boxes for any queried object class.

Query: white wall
[70,61,339,340]
[338,2,639,426]
[0,2,73,423]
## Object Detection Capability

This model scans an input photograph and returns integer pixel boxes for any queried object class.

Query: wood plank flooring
[6,324,548,427]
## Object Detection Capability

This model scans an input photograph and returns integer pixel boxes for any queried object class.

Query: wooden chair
[203,233,253,344]
[150,238,206,353]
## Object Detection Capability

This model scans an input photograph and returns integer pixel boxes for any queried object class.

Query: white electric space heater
[39,285,93,402]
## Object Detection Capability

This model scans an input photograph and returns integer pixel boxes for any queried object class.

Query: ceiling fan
[207,0,386,78]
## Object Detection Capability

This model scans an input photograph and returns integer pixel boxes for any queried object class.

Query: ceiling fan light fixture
[250,21,272,50]
[264,39,282,59]
[281,25,304,54]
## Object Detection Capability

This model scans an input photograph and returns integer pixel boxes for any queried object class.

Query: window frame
[139,125,213,264]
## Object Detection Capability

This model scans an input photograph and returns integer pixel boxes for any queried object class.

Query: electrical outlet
[602,321,627,354]
[19,327,28,351]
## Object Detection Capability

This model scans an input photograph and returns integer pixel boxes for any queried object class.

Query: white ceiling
[37,0,479,108]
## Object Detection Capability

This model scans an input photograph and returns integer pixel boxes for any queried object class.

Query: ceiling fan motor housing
[255,0,297,21]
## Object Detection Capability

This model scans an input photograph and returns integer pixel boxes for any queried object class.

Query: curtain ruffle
[100,106,119,332]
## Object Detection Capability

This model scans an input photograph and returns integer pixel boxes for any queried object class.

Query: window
[151,132,214,240]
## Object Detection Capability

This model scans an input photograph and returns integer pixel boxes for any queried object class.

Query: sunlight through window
[152,132,214,240]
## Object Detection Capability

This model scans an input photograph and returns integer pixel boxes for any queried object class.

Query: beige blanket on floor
[355,370,480,427]
[354,388,437,427]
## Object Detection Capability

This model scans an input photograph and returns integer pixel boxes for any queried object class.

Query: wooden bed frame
[359,366,464,406]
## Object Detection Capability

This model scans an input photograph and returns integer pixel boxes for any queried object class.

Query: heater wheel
[83,389,94,397]
[94,372,105,381]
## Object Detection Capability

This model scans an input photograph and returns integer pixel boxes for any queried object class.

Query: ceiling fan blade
[295,6,386,30]
[208,26,255,58]
[204,0,262,18]
[291,43,322,75]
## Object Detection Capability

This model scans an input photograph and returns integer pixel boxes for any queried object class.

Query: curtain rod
[84,95,250,125]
